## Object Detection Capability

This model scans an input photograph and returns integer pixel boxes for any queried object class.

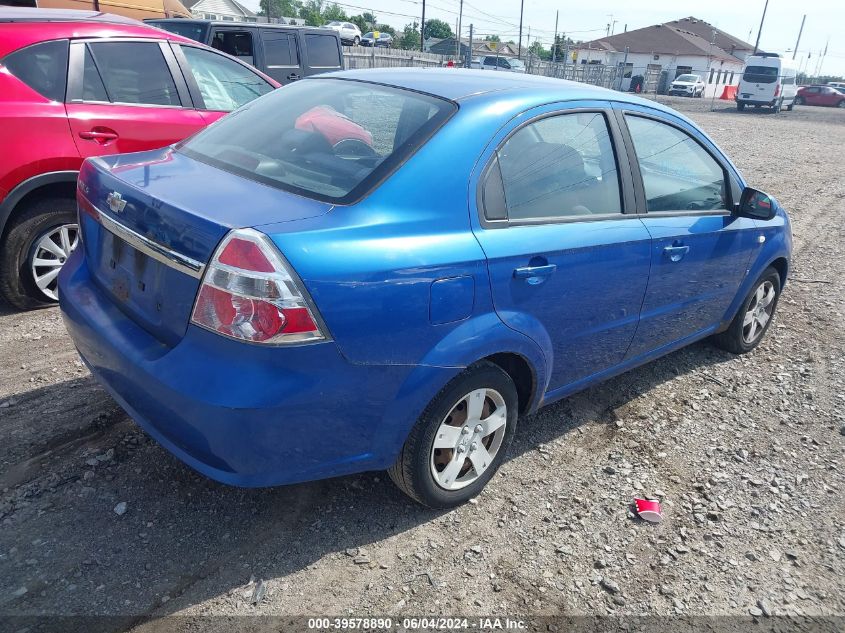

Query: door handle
[663,245,690,262]
[514,264,557,281]
[78,130,118,144]
[287,73,301,81]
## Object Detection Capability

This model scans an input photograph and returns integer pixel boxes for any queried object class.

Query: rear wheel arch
[483,352,537,415]
[1,172,78,238]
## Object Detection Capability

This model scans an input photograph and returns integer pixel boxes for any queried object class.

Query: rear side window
[84,42,180,106]
[626,116,726,212]
[493,112,622,220]
[3,40,69,102]
[180,45,273,111]
[743,66,778,83]
[304,34,341,68]
[263,33,299,67]
[179,78,455,203]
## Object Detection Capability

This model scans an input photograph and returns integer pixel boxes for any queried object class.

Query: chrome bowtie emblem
[106,191,126,213]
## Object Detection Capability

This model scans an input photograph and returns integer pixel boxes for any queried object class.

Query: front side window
[84,42,180,106]
[179,78,455,203]
[180,45,273,112]
[210,30,254,65]
[305,34,341,68]
[626,115,726,212]
[3,39,69,102]
[493,112,622,220]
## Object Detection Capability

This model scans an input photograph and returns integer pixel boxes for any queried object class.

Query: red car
[0,8,278,309]
[794,85,845,108]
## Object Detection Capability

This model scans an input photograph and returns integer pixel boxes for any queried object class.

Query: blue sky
[239,0,845,76]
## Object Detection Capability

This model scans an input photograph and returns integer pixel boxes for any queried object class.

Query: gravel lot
[1,96,843,631]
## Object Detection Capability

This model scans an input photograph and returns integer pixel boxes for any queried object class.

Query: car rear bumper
[736,97,778,106]
[58,250,448,487]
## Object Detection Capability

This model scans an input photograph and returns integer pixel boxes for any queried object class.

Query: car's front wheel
[388,361,518,508]
[794,96,804,105]
[712,267,781,354]
[0,196,78,310]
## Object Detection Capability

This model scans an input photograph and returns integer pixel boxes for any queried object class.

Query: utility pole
[552,10,558,63]
[467,23,473,68]
[752,0,769,54]
[517,0,524,58]
[420,0,426,52]
[617,46,628,90]
[792,14,806,60]
[456,0,463,59]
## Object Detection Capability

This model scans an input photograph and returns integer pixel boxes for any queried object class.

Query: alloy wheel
[30,223,78,301]
[742,280,776,344]
[430,388,507,490]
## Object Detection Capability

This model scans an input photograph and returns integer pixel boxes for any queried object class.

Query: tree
[484,34,500,42]
[298,0,325,25]
[528,40,549,61]
[376,23,396,36]
[361,12,377,27]
[259,0,302,19]
[424,18,452,39]
[349,15,368,32]
[322,3,347,21]
[397,21,421,50]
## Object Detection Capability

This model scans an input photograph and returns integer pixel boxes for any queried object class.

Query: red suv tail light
[774,83,781,97]
[191,228,327,344]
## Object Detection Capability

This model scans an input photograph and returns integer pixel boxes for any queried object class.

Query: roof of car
[0,7,142,24]
[148,18,333,31]
[0,9,203,58]
[321,67,672,110]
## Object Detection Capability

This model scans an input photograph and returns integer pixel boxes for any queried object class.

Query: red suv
[0,8,278,309]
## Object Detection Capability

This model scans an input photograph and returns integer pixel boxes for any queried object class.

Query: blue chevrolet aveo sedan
[59,69,792,507]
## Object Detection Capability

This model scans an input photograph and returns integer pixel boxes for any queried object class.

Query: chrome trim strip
[96,208,206,279]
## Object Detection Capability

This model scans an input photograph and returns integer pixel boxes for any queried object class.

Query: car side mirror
[736,187,776,221]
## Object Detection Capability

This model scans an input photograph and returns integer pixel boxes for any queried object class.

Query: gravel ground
[0,97,843,631]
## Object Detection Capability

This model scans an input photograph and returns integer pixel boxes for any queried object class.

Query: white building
[573,17,752,98]
[184,0,257,21]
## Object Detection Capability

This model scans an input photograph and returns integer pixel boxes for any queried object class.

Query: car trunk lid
[77,148,332,346]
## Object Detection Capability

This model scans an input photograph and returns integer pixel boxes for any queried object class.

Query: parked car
[668,73,705,97]
[480,55,524,72]
[736,53,798,112]
[146,19,343,85]
[324,20,362,46]
[826,81,845,90]
[0,8,278,309]
[360,31,392,47]
[794,85,845,108]
[59,69,791,508]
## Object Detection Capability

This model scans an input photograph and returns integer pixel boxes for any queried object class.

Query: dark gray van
[146,20,343,85]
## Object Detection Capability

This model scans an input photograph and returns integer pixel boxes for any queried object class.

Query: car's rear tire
[0,197,78,310]
[388,361,518,508]
[711,267,781,355]
[838,100,845,108]
[353,36,360,46]
[737,102,745,111]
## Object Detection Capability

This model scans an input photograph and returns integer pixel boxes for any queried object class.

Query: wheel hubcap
[742,280,776,344]
[430,388,507,491]
[30,223,78,301]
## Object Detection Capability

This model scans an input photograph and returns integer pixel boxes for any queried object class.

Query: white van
[736,54,798,112]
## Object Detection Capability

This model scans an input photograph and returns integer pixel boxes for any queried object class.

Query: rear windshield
[179,78,456,204]
[146,20,208,43]
[743,66,778,83]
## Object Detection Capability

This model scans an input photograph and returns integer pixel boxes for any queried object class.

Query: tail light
[774,83,781,97]
[191,228,327,344]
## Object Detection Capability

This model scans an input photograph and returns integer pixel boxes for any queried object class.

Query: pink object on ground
[634,498,663,523]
